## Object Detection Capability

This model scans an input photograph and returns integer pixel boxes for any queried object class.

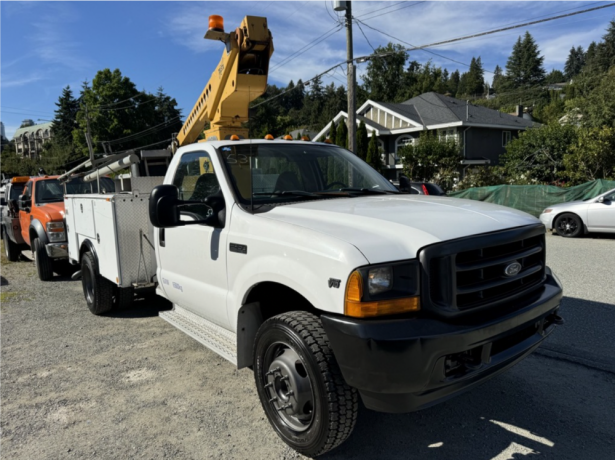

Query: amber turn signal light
[344,270,420,318]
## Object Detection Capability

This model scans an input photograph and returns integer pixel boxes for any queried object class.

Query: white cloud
[1,73,46,88]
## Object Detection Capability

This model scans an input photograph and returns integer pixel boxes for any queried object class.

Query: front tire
[3,227,20,262]
[254,311,358,457]
[554,213,583,238]
[33,238,53,281]
[81,252,115,315]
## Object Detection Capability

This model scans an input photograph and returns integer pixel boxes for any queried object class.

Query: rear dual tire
[81,251,133,315]
[3,227,20,262]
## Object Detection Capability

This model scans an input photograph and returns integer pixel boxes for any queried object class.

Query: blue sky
[1,1,613,140]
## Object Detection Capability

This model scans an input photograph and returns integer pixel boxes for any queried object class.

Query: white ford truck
[66,139,563,456]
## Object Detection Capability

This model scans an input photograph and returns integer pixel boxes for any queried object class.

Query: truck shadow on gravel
[106,295,173,319]
[323,357,611,460]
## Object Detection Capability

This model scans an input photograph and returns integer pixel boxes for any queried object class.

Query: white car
[539,188,615,237]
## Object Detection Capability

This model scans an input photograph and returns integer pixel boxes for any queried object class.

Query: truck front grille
[421,225,546,316]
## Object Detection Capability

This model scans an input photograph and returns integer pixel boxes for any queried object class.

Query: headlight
[368,267,393,295]
[542,208,552,214]
[46,221,66,242]
[345,261,421,318]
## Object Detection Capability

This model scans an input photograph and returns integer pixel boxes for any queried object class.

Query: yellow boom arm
[177,16,274,145]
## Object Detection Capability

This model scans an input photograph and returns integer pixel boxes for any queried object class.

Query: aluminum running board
[159,305,237,365]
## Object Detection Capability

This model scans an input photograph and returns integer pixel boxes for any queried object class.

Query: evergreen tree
[564,46,585,80]
[504,32,546,89]
[51,86,79,143]
[366,134,381,171]
[492,65,504,93]
[326,120,336,142]
[448,70,460,95]
[457,57,485,97]
[545,69,566,84]
[356,121,368,161]
[361,43,408,102]
[585,41,598,70]
[598,19,615,71]
[335,118,348,149]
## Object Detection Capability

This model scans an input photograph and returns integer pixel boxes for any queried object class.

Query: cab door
[587,191,615,233]
[156,150,231,328]
[19,181,33,245]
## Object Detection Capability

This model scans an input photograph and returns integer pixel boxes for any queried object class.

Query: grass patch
[0,291,19,302]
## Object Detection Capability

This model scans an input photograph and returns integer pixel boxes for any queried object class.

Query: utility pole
[335,1,356,154]
[84,104,95,162]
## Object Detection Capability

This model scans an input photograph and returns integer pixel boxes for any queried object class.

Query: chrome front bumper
[46,242,69,259]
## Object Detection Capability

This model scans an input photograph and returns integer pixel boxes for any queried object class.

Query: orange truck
[11,175,114,280]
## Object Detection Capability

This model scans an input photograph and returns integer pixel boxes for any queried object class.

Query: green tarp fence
[448,179,615,217]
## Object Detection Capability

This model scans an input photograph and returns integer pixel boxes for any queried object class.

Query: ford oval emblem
[504,261,522,277]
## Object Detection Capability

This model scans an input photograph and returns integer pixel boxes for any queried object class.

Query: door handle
[159,228,165,247]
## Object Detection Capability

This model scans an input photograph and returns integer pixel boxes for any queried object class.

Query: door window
[172,151,222,220]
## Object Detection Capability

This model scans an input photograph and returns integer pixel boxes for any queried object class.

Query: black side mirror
[399,175,411,193]
[18,195,31,211]
[149,185,183,228]
[149,185,219,228]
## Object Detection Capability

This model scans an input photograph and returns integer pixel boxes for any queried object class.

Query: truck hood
[262,195,540,263]
[37,202,65,221]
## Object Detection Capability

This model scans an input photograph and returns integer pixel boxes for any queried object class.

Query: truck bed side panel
[113,195,157,288]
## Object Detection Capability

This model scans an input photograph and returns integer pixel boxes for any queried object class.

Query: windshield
[9,184,25,200]
[217,143,397,207]
[584,188,615,202]
[35,177,115,204]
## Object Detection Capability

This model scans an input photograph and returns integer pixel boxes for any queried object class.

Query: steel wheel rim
[263,341,315,432]
[83,266,94,304]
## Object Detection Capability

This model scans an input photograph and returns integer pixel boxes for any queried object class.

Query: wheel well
[79,240,98,266]
[237,282,319,369]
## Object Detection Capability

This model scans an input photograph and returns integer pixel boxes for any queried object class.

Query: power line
[354,1,411,19]
[325,1,343,26]
[355,19,376,52]
[251,2,613,111]
[103,115,182,145]
[408,3,615,53]
[270,24,343,73]
[354,17,496,74]
[357,1,424,21]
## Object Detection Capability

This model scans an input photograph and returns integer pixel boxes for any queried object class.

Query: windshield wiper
[338,188,397,195]
[253,190,321,198]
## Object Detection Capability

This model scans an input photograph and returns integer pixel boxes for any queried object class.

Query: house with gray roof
[12,120,54,159]
[314,92,538,181]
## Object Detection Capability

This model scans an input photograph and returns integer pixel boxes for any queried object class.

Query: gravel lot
[1,232,614,459]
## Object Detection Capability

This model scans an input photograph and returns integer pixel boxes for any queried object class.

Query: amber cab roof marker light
[324,139,333,144]
[283,135,293,140]
[11,176,30,184]
[230,134,240,141]
[301,136,310,141]
[264,134,274,140]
